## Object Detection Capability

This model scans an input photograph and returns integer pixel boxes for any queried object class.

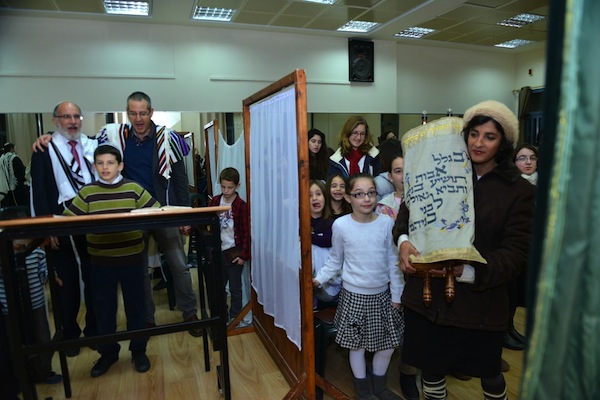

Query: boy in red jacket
[208,167,250,322]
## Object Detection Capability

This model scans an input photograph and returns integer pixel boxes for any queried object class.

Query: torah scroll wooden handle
[423,271,432,307]
[445,266,455,303]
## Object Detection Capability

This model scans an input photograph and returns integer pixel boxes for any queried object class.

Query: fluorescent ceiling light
[498,13,545,28]
[192,6,235,21]
[104,1,150,16]
[394,26,436,39]
[495,39,534,48]
[338,21,379,33]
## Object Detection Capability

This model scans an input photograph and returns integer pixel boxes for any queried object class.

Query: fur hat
[463,100,518,145]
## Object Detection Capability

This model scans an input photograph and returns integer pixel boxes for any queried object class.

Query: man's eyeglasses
[127,111,151,118]
[515,155,538,162]
[54,114,83,121]
[349,191,378,199]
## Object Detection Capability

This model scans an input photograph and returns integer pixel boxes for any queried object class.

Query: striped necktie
[69,140,80,167]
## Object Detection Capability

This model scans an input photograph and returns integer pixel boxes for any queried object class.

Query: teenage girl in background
[325,173,351,219]
[375,152,404,220]
[308,128,329,181]
[314,173,404,400]
[309,180,340,309]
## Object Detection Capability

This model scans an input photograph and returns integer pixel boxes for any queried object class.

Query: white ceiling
[0,0,549,53]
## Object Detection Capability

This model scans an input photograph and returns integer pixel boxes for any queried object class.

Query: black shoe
[399,373,420,400]
[153,278,167,291]
[132,354,151,373]
[185,314,204,337]
[90,356,118,377]
[43,371,63,385]
[64,347,80,357]
[502,331,526,350]
[510,327,526,344]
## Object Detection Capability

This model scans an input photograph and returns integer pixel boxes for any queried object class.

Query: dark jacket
[327,146,380,178]
[393,161,535,332]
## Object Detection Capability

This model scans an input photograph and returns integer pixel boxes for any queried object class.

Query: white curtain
[206,125,217,196]
[7,113,38,169]
[250,87,301,349]
[215,133,246,201]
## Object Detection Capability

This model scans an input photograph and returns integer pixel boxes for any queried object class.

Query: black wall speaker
[348,39,374,82]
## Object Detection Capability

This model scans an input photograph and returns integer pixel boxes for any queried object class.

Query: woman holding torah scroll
[393,101,535,400]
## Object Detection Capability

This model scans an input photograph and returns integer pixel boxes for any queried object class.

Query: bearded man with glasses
[30,101,98,356]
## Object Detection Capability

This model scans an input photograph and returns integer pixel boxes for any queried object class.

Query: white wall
[515,47,547,89]
[0,15,544,115]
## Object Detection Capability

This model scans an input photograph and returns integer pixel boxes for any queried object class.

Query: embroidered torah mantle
[401,117,486,265]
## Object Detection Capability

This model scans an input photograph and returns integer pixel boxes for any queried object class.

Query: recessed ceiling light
[192,6,235,21]
[498,13,545,28]
[495,39,534,49]
[394,27,436,39]
[302,0,336,4]
[103,1,151,16]
[338,21,379,33]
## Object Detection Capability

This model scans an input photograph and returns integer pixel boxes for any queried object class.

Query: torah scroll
[402,117,486,265]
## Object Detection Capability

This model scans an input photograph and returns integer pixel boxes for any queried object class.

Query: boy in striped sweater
[64,144,159,378]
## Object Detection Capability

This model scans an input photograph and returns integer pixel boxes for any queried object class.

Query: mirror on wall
[0,110,461,335]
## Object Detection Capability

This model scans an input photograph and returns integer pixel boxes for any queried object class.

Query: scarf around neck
[346,148,363,175]
[522,171,538,185]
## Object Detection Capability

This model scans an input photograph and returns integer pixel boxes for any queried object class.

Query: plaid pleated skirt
[334,287,404,352]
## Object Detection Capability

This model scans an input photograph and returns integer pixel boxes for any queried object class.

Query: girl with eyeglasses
[514,143,539,185]
[328,116,380,179]
[314,173,404,400]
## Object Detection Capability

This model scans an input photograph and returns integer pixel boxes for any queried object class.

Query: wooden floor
[34,275,527,400]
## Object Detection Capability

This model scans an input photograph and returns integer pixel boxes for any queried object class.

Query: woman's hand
[312,278,321,287]
[32,134,52,152]
[392,302,402,309]
[399,241,419,274]
[429,262,465,277]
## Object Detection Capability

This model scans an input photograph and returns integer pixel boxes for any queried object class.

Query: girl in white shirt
[314,173,404,400]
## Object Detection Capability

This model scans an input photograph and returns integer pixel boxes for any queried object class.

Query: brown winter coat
[393,161,535,332]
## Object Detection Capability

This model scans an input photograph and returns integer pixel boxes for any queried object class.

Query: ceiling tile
[55,0,104,13]
[420,18,462,31]
[373,0,428,13]
[336,0,383,8]
[359,9,398,24]
[438,4,495,21]
[424,31,465,42]
[443,21,491,35]
[465,0,511,7]
[199,0,244,8]
[320,5,365,20]
[241,0,289,14]
[305,18,351,30]
[499,0,548,12]
[282,1,327,17]
[234,11,276,25]
[271,15,313,28]
[4,0,56,10]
